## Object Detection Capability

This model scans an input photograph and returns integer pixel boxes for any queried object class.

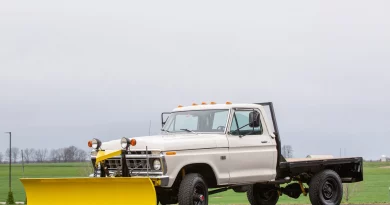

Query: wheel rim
[193,182,206,205]
[322,177,338,200]
[261,189,277,201]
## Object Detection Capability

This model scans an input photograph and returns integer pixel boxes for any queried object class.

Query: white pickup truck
[89,102,363,205]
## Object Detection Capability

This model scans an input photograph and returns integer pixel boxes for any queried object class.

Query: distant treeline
[0,146,88,163]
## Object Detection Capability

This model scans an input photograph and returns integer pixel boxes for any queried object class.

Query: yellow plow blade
[21,177,157,205]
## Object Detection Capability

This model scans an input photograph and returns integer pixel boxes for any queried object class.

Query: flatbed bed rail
[279,157,363,183]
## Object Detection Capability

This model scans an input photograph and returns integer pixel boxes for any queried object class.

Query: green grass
[0,162,92,202]
[1,162,390,204]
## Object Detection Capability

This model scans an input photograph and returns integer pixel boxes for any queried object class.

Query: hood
[100,133,222,151]
[101,135,165,151]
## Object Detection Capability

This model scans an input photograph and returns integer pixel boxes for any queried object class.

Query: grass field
[1,161,390,204]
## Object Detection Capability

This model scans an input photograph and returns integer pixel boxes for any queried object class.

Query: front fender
[163,148,229,187]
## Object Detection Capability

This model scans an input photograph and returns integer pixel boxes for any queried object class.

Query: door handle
[261,141,268,143]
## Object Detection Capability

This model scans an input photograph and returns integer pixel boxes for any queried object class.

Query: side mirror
[161,112,171,127]
[249,111,260,128]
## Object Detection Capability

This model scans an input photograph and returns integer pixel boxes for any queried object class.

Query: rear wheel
[247,184,279,205]
[309,169,343,205]
[178,173,208,205]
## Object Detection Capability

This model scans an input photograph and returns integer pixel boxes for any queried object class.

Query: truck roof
[172,103,264,112]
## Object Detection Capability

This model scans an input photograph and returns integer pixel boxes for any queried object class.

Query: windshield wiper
[180,129,198,134]
[161,129,171,133]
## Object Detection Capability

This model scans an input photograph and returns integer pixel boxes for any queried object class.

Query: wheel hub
[193,183,206,205]
[322,181,334,199]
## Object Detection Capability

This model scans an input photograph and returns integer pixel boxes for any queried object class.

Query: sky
[0,0,389,160]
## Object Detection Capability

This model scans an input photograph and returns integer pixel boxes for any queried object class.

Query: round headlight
[153,159,161,170]
[121,137,130,149]
[92,138,102,150]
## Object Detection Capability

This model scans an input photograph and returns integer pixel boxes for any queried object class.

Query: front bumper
[88,172,170,186]
[90,149,169,187]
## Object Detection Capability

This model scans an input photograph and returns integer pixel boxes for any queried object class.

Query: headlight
[121,137,130,149]
[91,138,102,150]
[153,159,161,170]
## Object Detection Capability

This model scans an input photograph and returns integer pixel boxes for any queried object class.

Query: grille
[106,158,150,171]
[127,151,152,155]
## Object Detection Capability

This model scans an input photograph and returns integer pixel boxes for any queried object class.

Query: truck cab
[162,103,278,185]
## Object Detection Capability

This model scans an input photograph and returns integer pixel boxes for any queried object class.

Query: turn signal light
[201,102,207,105]
[166,151,176,156]
[88,140,92,148]
[210,102,216,105]
[192,103,198,106]
[130,139,137,146]
[178,105,183,108]
[226,101,232,104]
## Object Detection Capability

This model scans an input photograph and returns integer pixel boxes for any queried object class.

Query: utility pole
[21,150,25,178]
[340,148,342,157]
[5,132,12,192]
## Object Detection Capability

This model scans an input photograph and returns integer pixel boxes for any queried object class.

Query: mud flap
[21,177,157,205]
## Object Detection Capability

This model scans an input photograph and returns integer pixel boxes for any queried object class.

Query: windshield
[163,109,229,133]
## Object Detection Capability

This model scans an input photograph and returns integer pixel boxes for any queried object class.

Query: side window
[230,110,262,135]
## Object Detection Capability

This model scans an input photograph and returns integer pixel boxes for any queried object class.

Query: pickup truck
[89,102,363,205]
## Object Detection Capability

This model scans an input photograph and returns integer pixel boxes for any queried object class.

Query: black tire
[156,200,166,205]
[178,173,208,205]
[247,184,279,205]
[309,169,343,205]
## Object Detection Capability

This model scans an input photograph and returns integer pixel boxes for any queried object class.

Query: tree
[75,149,88,162]
[282,145,294,158]
[64,146,78,162]
[58,148,66,162]
[23,148,35,163]
[49,149,61,162]
[6,147,20,163]
[0,152,3,164]
[34,149,48,162]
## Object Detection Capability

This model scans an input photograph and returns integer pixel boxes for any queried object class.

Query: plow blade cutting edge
[21,177,157,205]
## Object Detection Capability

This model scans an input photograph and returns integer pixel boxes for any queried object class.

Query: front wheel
[247,184,279,205]
[309,169,343,205]
[178,173,208,205]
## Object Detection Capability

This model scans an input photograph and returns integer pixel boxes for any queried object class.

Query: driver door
[227,108,277,184]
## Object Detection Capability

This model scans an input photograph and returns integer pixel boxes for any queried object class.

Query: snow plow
[21,177,157,205]
[21,149,160,205]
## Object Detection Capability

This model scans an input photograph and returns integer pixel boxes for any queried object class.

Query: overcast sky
[0,1,389,160]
